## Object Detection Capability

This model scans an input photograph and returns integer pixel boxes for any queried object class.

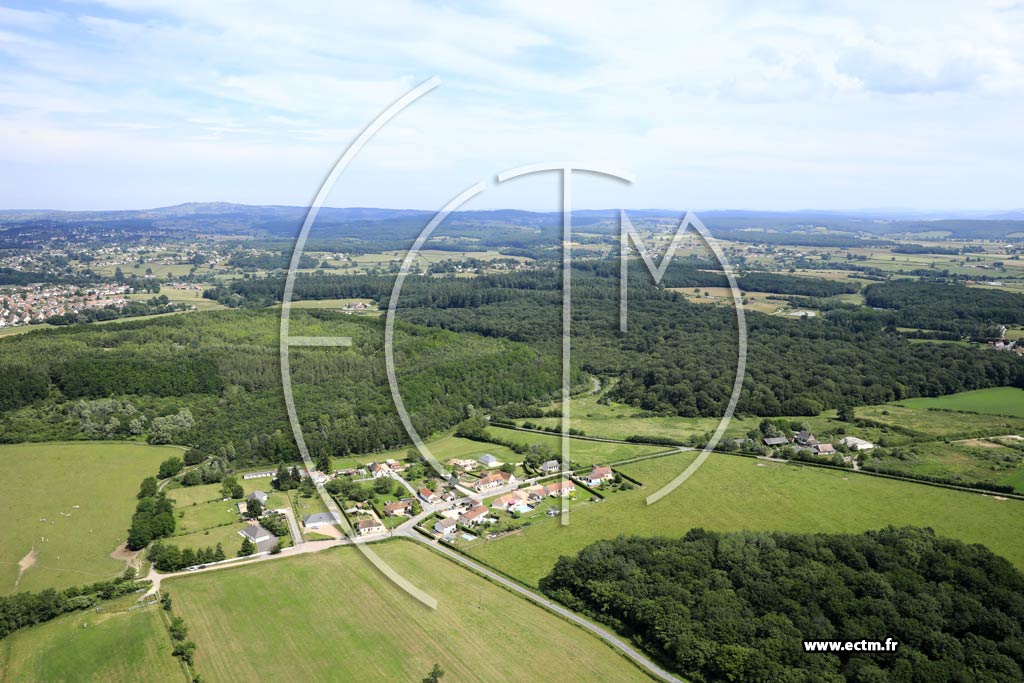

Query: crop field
[892,387,1024,419]
[465,451,1024,586]
[0,442,182,594]
[168,540,648,683]
[0,595,183,682]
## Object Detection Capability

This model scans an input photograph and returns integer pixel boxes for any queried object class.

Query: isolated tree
[245,497,263,519]
[422,664,445,683]
[238,538,255,557]
[837,404,856,422]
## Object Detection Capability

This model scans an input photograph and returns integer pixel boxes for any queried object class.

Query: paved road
[404,532,684,683]
[275,506,304,545]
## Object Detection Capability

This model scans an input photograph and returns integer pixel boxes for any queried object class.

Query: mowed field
[0,595,183,682]
[0,442,181,594]
[169,541,649,683]
[892,387,1024,419]
[466,451,1024,586]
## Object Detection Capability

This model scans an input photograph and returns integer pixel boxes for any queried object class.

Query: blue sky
[0,1,1022,211]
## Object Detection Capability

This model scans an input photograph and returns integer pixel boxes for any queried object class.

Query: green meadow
[0,595,183,682]
[0,442,181,594]
[892,387,1024,419]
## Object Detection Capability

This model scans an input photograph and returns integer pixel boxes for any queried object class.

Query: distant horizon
[1,201,1022,221]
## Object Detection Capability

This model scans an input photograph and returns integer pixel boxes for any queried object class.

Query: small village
[222,452,631,560]
[0,283,135,328]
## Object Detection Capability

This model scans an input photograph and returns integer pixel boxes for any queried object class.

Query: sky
[0,1,1022,212]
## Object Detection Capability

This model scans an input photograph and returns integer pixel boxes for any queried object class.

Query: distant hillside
[2,203,1023,242]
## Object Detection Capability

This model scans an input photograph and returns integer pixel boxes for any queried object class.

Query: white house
[545,480,575,497]
[538,460,560,474]
[474,470,515,492]
[239,523,273,545]
[434,517,457,534]
[418,487,439,504]
[368,462,391,478]
[478,454,499,467]
[304,512,336,529]
[356,517,385,536]
[384,500,413,517]
[459,505,488,526]
[585,466,614,486]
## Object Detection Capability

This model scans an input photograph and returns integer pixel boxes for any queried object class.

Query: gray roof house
[763,436,789,447]
[794,431,817,447]
[478,454,498,467]
[239,523,273,544]
[247,490,269,505]
[539,460,560,474]
[304,512,336,529]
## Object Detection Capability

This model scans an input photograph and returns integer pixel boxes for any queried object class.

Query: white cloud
[0,1,1021,209]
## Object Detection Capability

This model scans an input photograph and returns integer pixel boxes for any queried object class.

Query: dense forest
[0,309,570,464]
[540,528,1024,683]
[864,280,1024,336]
[3,261,1022,465]
[394,264,1023,416]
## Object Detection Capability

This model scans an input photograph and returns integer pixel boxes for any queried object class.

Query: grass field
[168,541,649,683]
[868,440,1024,489]
[892,387,1024,418]
[486,426,664,465]
[0,594,183,682]
[174,500,240,535]
[466,451,1024,586]
[166,483,221,507]
[331,435,523,473]
[164,523,248,557]
[0,442,182,594]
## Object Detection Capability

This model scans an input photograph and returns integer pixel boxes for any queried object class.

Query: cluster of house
[367,459,408,478]
[758,430,874,456]
[0,284,133,327]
